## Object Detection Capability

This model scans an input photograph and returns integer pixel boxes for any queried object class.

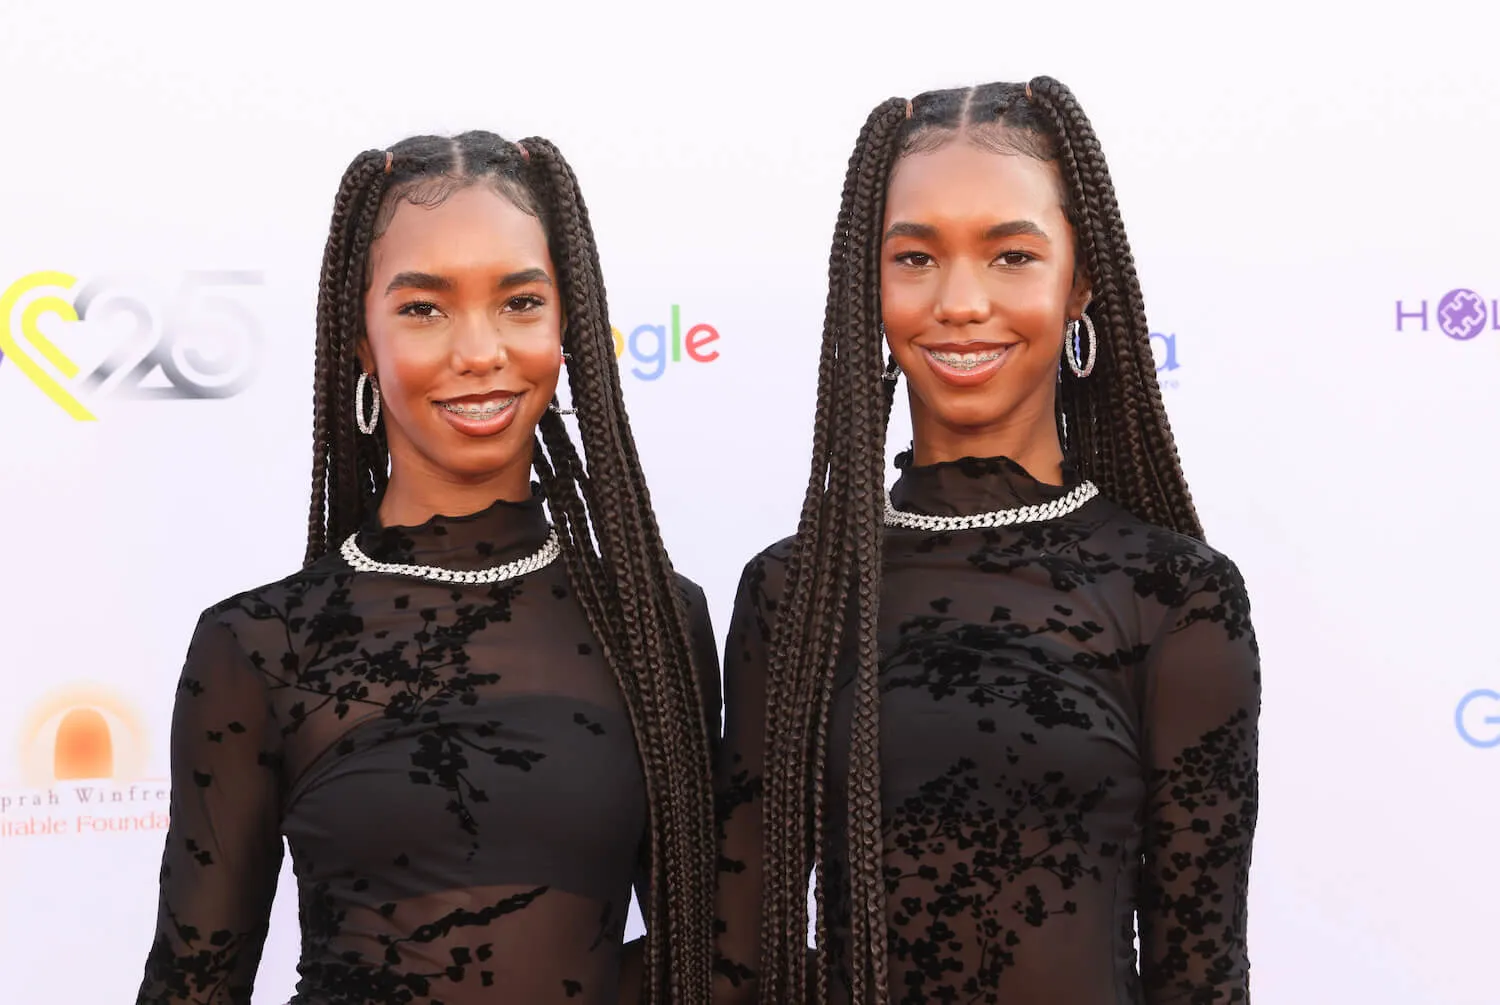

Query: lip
[433,390,525,438]
[917,343,1019,387]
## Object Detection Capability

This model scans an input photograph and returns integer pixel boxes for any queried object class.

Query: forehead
[885,142,1066,229]
[370,184,550,274]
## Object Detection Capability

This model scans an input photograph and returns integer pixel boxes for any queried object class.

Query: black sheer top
[138,490,720,1005]
[716,456,1260,1004]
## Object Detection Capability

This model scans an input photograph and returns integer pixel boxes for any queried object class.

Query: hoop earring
[1065,313,1098,379]
[882,358,902,383]
[355,372,381,434]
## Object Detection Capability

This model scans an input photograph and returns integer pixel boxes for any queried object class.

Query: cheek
[365,326,446,403]
[1010,283,1070,344]
[512,339,563,392]
[879,264,929,332]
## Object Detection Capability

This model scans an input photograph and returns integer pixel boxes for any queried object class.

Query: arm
[1138,556,1261,1004]
[713,556,778,1004]
[137,616,284,1005]
[620,576,723,1005]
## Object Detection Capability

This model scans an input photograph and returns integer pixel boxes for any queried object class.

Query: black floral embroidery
[139,495,720,1005]
[715,457,1260,1003]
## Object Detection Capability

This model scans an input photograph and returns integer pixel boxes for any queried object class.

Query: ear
[355,337,374,377]
[1066,271,1093,320]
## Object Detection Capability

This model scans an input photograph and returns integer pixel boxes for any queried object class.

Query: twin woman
[136,76,1260,1005]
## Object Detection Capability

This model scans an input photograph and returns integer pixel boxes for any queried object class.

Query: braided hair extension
[303,131,715,1004]
[754,98,909,1005]
[758,78,1204,1005]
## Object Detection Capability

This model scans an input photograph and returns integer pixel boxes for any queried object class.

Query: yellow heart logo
[0,271,95,421]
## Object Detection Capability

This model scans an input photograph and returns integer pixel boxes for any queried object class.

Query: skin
[881,139,1092,482]
[357,184,563,528]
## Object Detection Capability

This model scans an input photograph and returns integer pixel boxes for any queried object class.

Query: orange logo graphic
[3,685,168,840]
[15,684,151,787]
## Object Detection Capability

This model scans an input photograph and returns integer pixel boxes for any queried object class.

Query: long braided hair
[303,131,715,1004]
[756,77,1204,1004]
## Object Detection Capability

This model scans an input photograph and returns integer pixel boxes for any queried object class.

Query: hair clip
[516,142,530,162]
[904,99,913,120]
[383,151,393,174]
[1024,82,1034,101]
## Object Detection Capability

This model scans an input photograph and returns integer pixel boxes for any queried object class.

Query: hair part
[755,77,1203,1005]
[305,130,715,1004]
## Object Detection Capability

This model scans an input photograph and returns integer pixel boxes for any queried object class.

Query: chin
[445,453,533,483]
[915,396,1013,433]
[422,433,534,480]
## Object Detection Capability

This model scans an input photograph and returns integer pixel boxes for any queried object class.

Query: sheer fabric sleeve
[137,615,284,1005]
[1138,555,1261,1004]
[712,553,781,1003]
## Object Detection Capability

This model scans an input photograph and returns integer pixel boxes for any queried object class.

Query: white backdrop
[2,1,1497,1001]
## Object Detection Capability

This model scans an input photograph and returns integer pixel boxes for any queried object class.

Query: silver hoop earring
[548,400,576,417]
[882,358,902,383]
[355,372,381,434]
[1065,313,1098,379]
[561,351,571,362]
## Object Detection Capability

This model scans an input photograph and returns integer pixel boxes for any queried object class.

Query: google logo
[1457,689,1500,748]
[611,304,720,382]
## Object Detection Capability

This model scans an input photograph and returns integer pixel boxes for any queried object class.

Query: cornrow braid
[759,77,1204,1005]
[303,130,716,1005]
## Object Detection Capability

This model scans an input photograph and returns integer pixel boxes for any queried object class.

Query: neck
[909,391,1065,484]
[378,453,535,529]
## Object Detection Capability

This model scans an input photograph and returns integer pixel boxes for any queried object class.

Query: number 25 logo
[0,270,264,421]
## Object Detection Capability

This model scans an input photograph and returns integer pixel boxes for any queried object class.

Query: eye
[995,251,1035,267]
[893,251,934,268]
[504,294,546,313]
[396,301,443,319]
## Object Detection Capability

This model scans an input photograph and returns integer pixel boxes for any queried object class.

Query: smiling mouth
[437,394,520,418]
[923,347,1013,370]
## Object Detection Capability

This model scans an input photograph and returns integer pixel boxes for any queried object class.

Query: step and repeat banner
[1,2,1496,1002]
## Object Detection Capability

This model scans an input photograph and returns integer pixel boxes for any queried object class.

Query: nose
[449,310,506,375]
[934,259,993,326]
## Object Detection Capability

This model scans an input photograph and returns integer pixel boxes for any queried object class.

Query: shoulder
[731,534,797,608]
[1097,515,1257,661]
[670,571,710,612]
[197,553,349,649]
[1093,509,1249,611]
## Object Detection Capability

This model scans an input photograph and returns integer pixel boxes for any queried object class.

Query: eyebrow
[883,220,1050,242]
[497,268,554,290]
[384,268,554,295]
[984,220,1049,241]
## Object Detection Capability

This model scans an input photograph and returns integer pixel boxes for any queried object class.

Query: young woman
[715,79,1261,1004]
[137,131,718,1005]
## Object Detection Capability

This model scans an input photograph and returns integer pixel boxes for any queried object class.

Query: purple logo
[1396,288,1498,340]
[1437,289,1487,341]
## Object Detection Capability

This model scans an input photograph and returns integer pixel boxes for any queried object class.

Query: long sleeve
[1138,555,1261,1004]
[712,553,780,1003]
[137,615,284,1005]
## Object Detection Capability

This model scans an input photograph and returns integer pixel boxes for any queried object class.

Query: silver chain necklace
[340,529,562,585]
[883,481,1100,532]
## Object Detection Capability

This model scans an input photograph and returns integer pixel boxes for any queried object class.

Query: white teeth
[439,396,516,418]
[927,349,1006,371]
